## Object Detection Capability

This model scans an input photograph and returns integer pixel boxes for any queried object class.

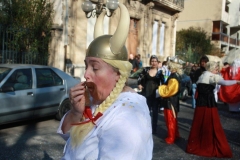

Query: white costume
[197,71,236,86]
[162,65,171,83]
[57,92,153,160]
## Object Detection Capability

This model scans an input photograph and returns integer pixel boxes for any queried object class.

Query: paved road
[0,97,239,160]
[153,97,240,160]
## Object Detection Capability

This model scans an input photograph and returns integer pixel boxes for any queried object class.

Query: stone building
[49,0,184,80]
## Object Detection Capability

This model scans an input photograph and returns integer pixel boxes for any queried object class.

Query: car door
[0,68,35,124]
[33,68,66,117]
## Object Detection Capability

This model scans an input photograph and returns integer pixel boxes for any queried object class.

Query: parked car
[0,64,80,125]
[126,68,192,100]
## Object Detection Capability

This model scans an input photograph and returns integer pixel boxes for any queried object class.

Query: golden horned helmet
[86,3,130,61]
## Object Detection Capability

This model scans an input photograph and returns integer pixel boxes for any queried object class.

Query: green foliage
[0,0,53,59]
[176,27,214,63]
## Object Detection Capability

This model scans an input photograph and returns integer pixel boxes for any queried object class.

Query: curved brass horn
[94,10,106,39]
[110,3,130,54]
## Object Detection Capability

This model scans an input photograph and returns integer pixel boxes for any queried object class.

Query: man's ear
[115,71,121,81]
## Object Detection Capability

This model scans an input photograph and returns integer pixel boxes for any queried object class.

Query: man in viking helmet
[57,3,153,159]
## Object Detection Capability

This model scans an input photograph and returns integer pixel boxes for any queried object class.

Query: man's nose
[84,70,90,81]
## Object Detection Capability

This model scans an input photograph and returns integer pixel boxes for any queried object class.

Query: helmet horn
[94,10,106,39]
[110,3,130,54]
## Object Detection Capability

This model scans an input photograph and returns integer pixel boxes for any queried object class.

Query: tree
[0,0,53,64]
[176,27,214,63]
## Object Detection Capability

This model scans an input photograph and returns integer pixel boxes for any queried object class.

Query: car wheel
[181,87,188,101]
[56,99,72,120]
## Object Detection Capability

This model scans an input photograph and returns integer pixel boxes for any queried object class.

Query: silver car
[0,64,80,125]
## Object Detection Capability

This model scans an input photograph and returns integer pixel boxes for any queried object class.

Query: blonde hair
[168,62,183,75]
[206,61,221,72]
[70,59,132,147]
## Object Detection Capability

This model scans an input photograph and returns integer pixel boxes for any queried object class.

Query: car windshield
[0,67,12,83]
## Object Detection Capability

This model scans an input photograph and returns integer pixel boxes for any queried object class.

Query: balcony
[212,32,229,46]
[229,37,240,48]
[212,32,240,49]
[152,0,184,12]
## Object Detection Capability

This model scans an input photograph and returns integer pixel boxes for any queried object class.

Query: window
[2,68,32,91]
[35,68,63,88]
[0,67,11,83]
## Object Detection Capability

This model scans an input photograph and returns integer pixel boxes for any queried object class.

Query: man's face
[84,57,120,104]
[200,60,207,68]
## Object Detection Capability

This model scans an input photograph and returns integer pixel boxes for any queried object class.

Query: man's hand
[69,82,87,115]
[61,82,87,133]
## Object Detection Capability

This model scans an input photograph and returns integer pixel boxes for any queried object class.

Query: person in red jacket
[218,60,240,105]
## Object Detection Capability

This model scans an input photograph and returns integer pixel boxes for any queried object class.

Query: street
[0,96,239,160]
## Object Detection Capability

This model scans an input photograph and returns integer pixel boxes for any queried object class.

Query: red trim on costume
[194,90,198,99]
[71,106,103,126]
[164,109,179,144]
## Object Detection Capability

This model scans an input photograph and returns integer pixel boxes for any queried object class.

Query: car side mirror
[0,86,15,92]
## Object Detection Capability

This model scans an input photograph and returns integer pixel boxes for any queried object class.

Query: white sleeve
[209,74,223,84]
[217,79,237,86]
[56,111,70,141]
[98,111,152,160]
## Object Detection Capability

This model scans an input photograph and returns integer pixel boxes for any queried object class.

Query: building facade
[49,0,184,79]
[177,0,240,63]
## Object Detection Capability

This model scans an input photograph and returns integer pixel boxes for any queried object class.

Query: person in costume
[191,55,209,109]
[218,59,240,110]
[186,61,240,158]
[156,61,182,144]
[57,4,153,159]
[189,64,198,108]
[137,55,164,134]
[162,60,171,83]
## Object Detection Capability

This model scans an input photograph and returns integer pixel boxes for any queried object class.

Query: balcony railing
[212,32,240,47]
[237,40,240,46]
[230,38,240,47]
[229,37,237,45]
[212,32,229,43]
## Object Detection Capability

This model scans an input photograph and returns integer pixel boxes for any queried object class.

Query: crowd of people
[138,55,240,157]
[56,3,240,159]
